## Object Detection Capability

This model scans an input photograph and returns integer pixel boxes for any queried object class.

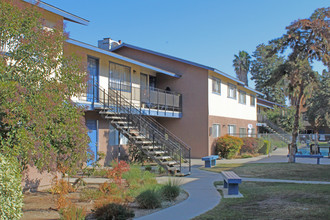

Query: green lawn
[193,182,330,220]
[202,163,330,181]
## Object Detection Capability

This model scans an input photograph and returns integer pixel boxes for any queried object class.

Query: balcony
[76,81,182,118]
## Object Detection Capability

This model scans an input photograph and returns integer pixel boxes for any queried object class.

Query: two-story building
[110,43,262,157]
[20,1,263,187]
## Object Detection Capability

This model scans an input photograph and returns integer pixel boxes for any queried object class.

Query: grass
[193,182,330,220]
[202,163,330,181]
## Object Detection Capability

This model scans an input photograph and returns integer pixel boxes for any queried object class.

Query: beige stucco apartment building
[19,0,262,189]
[110,44,262,157]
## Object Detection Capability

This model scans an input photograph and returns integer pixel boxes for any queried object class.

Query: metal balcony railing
[78,80,182,116]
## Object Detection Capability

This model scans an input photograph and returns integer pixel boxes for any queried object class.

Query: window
[109,124,128,145]
[212,124,221,138]
[250,95,256,106]
[87,56,99,102]
[227,83,237,99]
[239,90,246,104]
[212,77,221,94]
[228,125,236,135]
[239,128,246,137]
[109,62,131,91]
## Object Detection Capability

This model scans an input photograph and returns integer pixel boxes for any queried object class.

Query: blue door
[86,120,98,166]
[87,57,99,102]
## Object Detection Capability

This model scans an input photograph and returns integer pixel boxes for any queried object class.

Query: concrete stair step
[142,146,162,150]
[155,155,171,160]
[148,151,166,155]
[161,161,177,166]
[136,140,153,144]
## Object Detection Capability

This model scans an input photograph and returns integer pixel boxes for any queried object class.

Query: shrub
[123,166,158,198]
[79,188,103,202]
[258,140,271,155]
[215,135,243,159]
[240,137,264,154]
[240,154,253,158]
[93,203,134,220]
[60,205,86,220]
[136,189,161,209]
[0,154,23,220]
[161,179,181,201]
[144,165,152,171]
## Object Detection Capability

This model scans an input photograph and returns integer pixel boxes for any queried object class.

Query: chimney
[98,37,121,51]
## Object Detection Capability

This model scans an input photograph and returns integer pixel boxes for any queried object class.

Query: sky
[45,0,328,86]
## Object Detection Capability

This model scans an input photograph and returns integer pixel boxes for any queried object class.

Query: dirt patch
[22,186,188,220]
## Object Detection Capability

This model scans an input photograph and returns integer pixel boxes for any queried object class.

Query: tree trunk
[288,88,304,162]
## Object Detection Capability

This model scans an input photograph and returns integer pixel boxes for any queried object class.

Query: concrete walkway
[135,166,222,220]
[136,148,330,220]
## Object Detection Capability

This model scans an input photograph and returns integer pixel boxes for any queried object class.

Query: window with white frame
[250,94,256,106]
[227,83,237,99]
[212,124,221,138]
[109,62,131,91]
[212,77,221,94]
[239,128,246,137]
[228,125,236,135]
[109,124,128,145]
[239,90,246,104]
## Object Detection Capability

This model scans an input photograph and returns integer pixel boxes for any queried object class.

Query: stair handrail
[259,114,292,142]
[95,84,191,168]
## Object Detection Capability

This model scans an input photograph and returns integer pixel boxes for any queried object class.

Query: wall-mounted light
[133,70,136,74]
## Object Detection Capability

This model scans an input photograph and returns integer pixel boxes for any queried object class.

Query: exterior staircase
[94,84,191,176]
[258,114,292,144]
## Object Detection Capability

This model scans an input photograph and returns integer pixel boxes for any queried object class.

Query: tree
[250,44,286,104]
[267,7,329,162]
[305,71,330,137]
[264,105,303,134]
[233,51,251,86]
[0,0,89,174]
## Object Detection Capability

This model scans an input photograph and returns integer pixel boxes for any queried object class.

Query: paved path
[135,166,222,220]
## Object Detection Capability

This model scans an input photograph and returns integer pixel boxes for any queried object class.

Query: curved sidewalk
[135,166,222,220]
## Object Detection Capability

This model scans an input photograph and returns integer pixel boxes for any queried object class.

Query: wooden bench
[287,154,324,164]
[202,155,219,168]
[221,171,242,195]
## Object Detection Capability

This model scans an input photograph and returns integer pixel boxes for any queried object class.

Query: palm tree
[233,51,251,86]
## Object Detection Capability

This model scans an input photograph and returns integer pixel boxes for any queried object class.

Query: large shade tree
[0,0,89,174]
[250,44,286,104]
[305,71,330,138]
[233,50,251,86]
[267,7,329,162]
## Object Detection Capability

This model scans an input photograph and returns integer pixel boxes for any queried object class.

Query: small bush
[215,135,243,159]
[258,140,271,155]
[144,165,152,171]
[240,137,264,154]
[0,154,23,220]
[93,203,134,220]
[79,188,103,202]
[123,166,158,198]
[240,154,253,158]
[161,179,181,201]
[60,205,86,220]
[158,165,166,174]
[136,189,161,209]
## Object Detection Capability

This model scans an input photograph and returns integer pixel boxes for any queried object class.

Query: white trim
[24,0,89,25]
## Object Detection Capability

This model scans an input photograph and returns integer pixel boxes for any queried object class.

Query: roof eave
[24,0,89,26]
[66,39,181,78]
